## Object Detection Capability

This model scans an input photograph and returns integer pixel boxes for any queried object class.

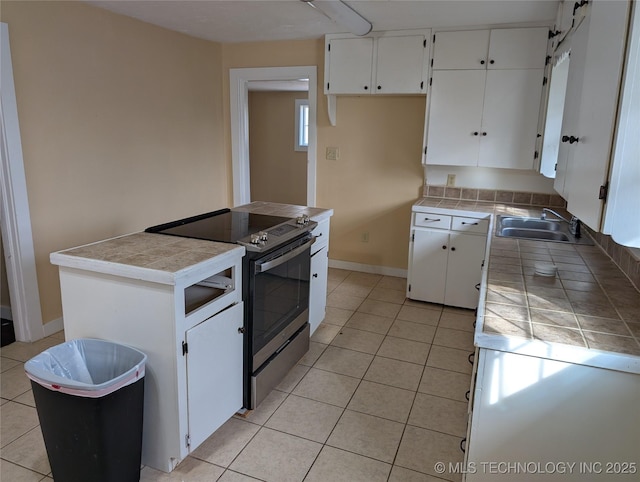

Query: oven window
[252,246,311,355]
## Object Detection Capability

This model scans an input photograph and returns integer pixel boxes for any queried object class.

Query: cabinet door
[309,245,328,336]
[185,302,243,450]
[374,35,427,93]
[478,69,544,169]
[564,0,629,230]
[326,37,374,94]
[444,233,486,309]
[554,19,589,197]
[425,70,486,166]
[487,28,549,70]
[432,30,490,70]
[408,229,449,304]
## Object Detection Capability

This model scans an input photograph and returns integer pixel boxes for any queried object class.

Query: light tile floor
[1,269,476,481]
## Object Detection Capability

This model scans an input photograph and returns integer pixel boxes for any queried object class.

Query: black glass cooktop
[145,208,294,244]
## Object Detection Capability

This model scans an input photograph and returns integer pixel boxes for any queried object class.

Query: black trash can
[25,338,147,482]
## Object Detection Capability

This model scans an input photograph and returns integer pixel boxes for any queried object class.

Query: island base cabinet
[466,349,640,481]
[309,245,329,336]
[56,264,245,473]
[185,302,243,450]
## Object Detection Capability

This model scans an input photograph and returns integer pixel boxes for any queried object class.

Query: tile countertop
[49,202,333,285]
[231,201,334,221]
[50,232,244,286]
[415,197,640,374]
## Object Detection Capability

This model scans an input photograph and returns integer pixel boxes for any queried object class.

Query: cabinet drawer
[413,213,451,229]
[452,216,488,234]
[311,219,329,253]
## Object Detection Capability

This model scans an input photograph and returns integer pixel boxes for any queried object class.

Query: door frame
[1,22,44,342]
[229,66,317,206]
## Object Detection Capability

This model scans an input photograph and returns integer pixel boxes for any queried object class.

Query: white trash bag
[25,339,146,398]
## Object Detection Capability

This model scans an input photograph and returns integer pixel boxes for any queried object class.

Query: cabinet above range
[324,29,431,95]
[323,29,431,125]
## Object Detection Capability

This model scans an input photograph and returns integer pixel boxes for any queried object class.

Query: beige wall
[317,96,425,268]
[248,91,307,205]
[1,1,227,324]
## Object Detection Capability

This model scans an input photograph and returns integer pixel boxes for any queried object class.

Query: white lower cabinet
[185,302,243,450]
[309,245,329,336]
[56,253,245,472]
[408,210,488,309]
[308,217,331,336]
[465,349,640,481]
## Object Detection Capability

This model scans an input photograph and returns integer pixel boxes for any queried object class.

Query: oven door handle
[255,239,315,274]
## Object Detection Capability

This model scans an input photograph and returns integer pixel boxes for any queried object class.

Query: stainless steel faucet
[541,208,581,237]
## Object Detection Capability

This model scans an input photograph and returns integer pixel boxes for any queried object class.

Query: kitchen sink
[495,215,592,244]
[499,217,562,231]
[499,227,570,242]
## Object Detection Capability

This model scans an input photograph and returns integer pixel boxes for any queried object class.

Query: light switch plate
[326,147,339,160]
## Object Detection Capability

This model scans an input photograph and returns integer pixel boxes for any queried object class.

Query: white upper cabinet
[553,27,588,197]
[375,35,428,93]
[555,0,630,230]
[426,70,486,167]
[425,27,548,169]
[325,37,374,94]
[325,30,430,95]
[431,30,490,69]
[479,69,545,169]
[486,28,549,69]
[432,28,548,70]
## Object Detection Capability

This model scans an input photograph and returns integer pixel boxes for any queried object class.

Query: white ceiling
[87,0,559,44]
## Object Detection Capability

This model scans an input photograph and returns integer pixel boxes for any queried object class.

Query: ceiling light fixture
[301,0,372,36]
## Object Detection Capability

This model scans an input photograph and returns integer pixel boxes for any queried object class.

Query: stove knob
[297,215,310,225]
[259,231,268,241]
[250,233,261,245]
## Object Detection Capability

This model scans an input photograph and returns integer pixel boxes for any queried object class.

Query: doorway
[1,22,44,342]
[248,81,309,205]
[229,66,317,207]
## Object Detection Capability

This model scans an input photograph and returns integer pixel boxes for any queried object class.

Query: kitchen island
[50,231,246,472]
[411,197,640,481]
[49,202,334,472]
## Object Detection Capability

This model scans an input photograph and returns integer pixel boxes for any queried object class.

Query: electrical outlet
[446,174,456,187]
[326,147,339,161]
[361,232,369,243]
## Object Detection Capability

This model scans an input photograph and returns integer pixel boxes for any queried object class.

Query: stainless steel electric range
[146,208,317,409]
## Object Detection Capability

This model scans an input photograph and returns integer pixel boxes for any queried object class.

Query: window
[295,98,309,151]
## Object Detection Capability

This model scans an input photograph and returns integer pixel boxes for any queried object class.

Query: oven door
[250,234,313,371]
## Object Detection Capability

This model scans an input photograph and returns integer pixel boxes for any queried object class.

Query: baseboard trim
[43,317,64,337]
[328,259,407,278]
[1,305,12,320]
